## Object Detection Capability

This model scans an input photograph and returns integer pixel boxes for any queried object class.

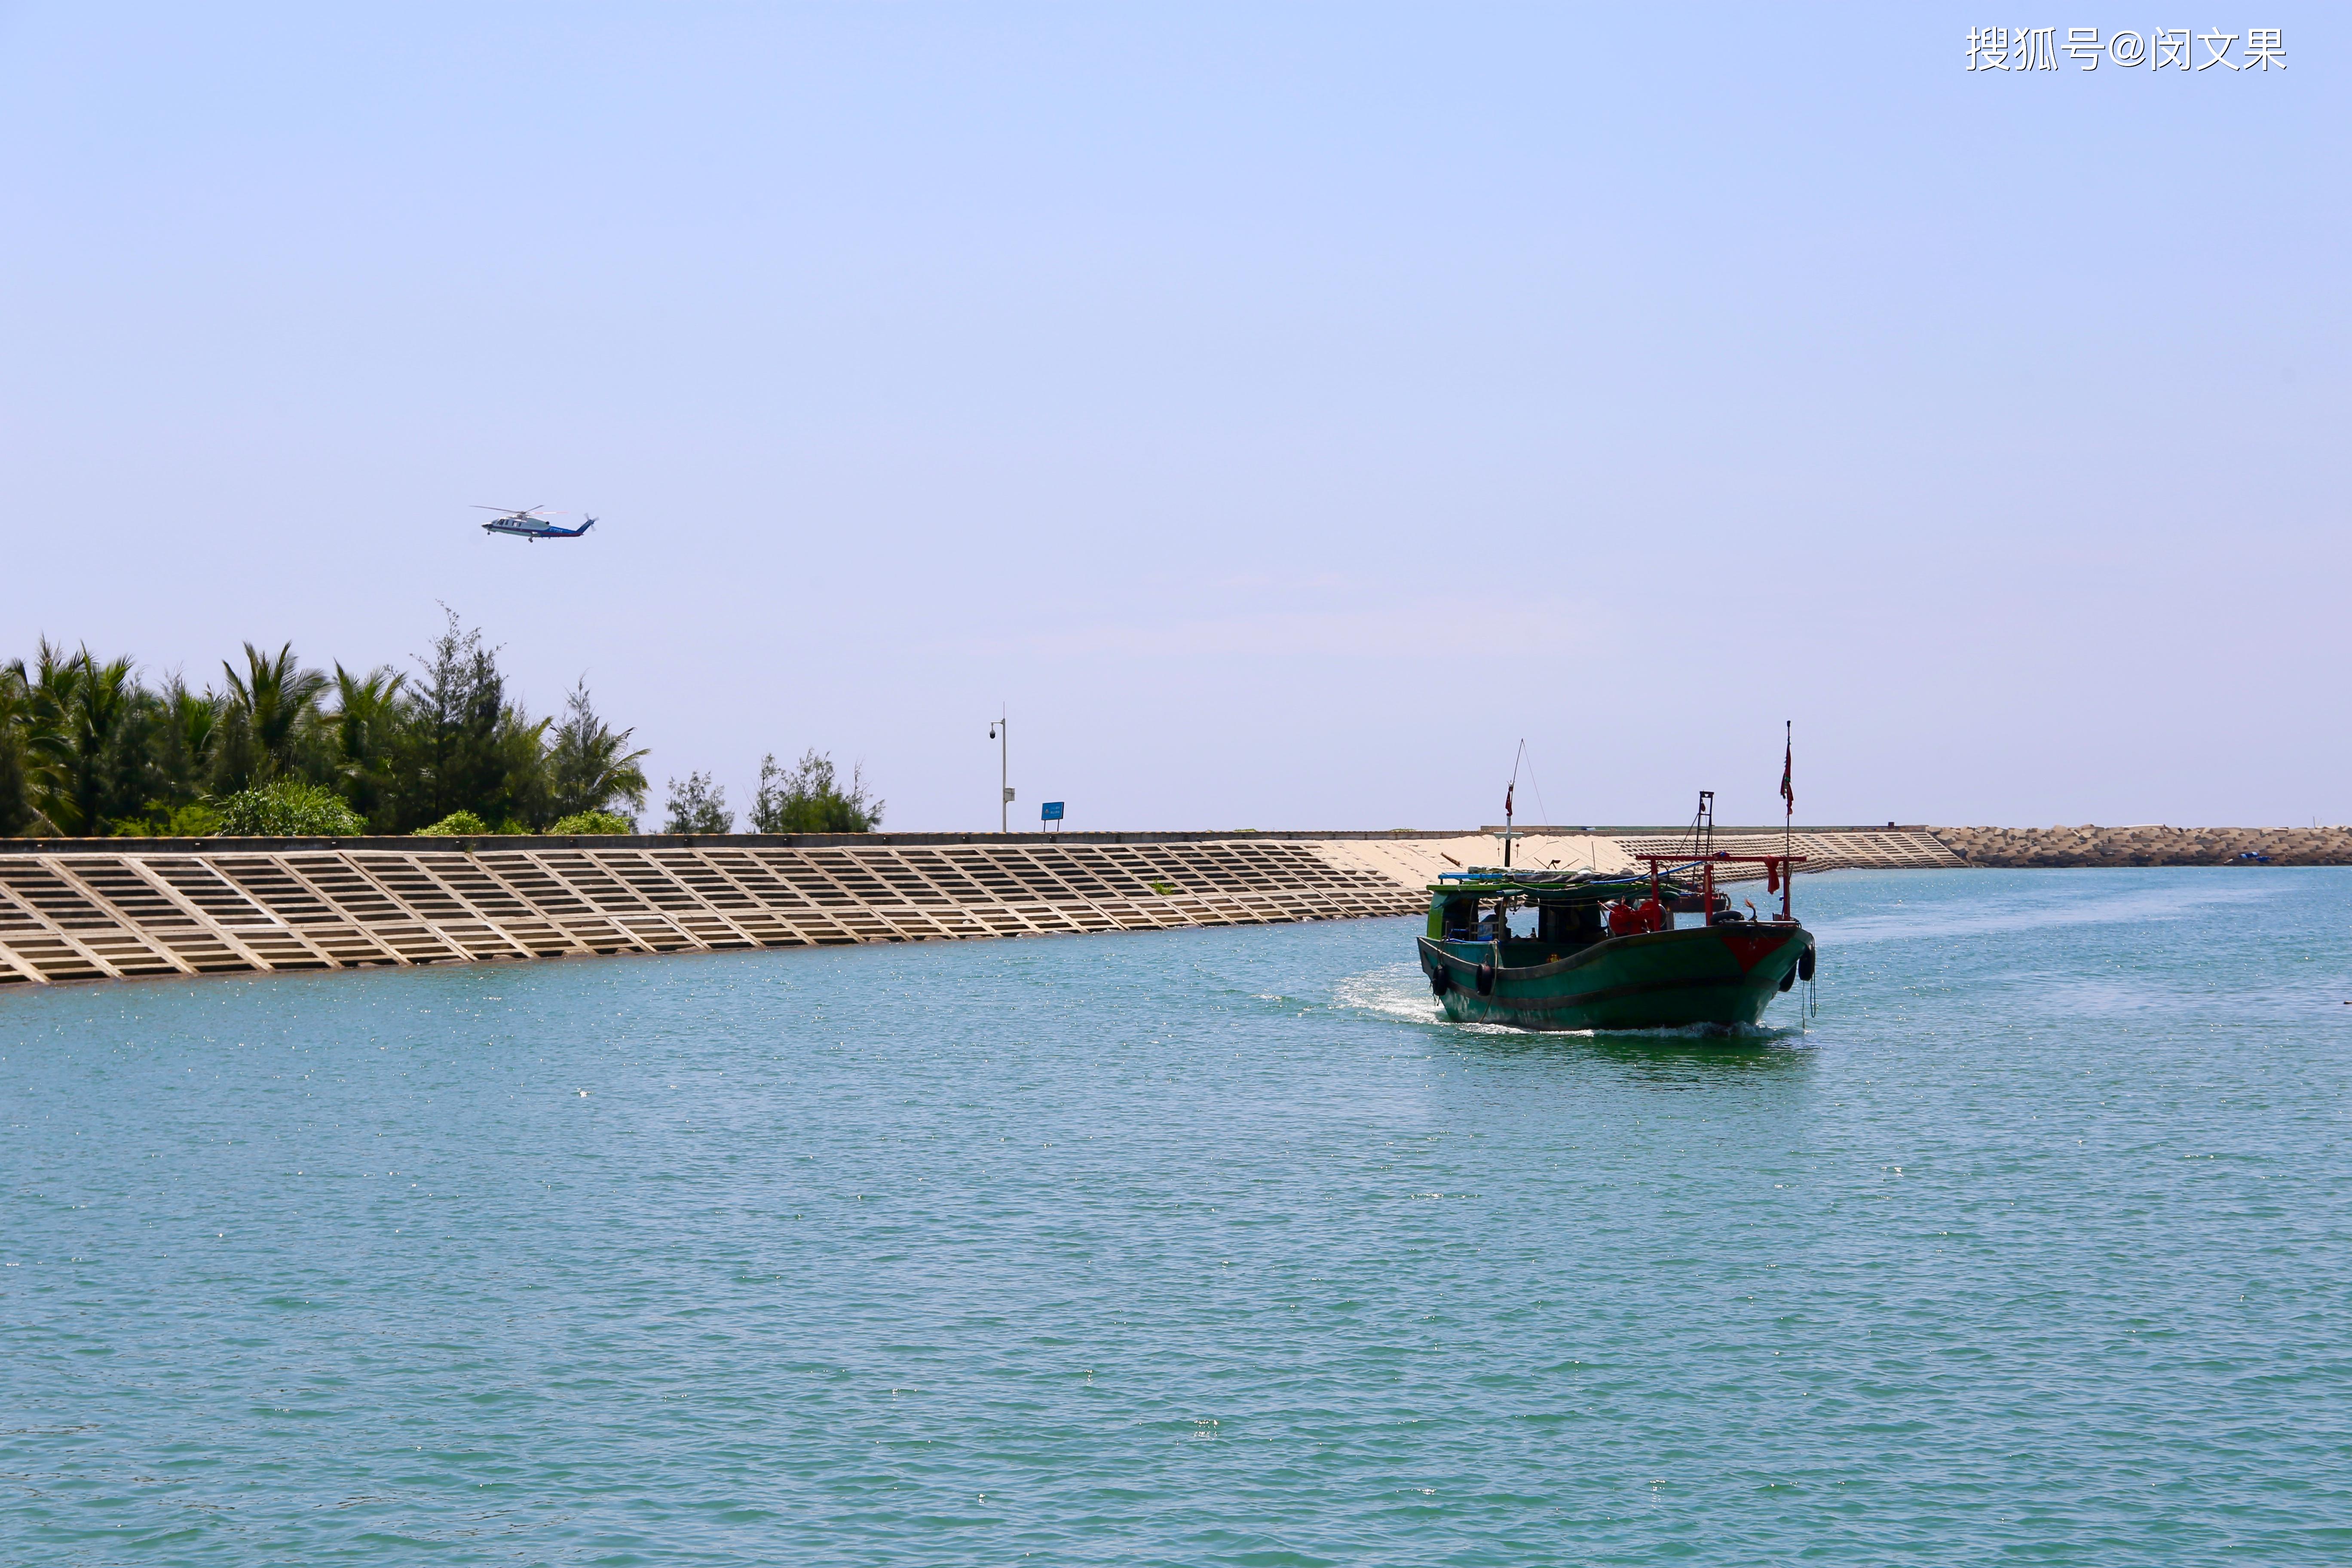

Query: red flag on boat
[1504,782,1514,820]
[1779,726,1793,815]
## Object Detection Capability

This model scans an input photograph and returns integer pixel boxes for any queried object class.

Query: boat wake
[1331,961,1456,1028]
[1329,962,1795,1042]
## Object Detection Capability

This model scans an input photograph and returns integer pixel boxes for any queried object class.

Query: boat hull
[1418,924,1812,1032]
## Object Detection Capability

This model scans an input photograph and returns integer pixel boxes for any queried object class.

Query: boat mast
[1781,720,1793,918]
[1501,743,1523,868]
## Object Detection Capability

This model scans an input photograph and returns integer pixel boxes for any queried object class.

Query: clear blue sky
[3,6,2342,829]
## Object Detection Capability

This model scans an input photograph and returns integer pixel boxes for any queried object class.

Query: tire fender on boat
[1475,959,1496,996]
[1429,962,1451,995]
[1798,943,1816,982]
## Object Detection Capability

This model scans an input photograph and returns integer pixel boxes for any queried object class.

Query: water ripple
[3,869,2349,1563]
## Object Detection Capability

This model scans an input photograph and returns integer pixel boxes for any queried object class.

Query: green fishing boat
[1416,848,1815,1032]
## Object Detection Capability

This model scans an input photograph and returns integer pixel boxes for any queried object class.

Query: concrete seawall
[0,826,1958,987]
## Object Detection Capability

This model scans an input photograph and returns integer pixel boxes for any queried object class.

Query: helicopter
[474,505,597,541]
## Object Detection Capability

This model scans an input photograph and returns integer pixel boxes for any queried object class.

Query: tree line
[0,612,882,837]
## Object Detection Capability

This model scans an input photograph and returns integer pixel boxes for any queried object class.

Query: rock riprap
[1930,825,2352,867]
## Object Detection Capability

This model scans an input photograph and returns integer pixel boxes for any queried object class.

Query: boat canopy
[1430,867,1686,904]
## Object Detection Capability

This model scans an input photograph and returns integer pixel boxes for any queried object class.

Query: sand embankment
[1931,825,2352,867]
[1312,833,1635,886]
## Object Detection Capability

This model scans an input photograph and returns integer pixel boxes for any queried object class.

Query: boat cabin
[1426,853,1805,969]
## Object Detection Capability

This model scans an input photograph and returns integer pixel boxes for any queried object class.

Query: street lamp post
[987,708,1008,833]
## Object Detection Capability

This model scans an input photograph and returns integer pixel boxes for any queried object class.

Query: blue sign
[1041,801,1065,822]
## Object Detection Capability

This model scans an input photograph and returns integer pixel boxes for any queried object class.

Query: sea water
[3,868,2348,1565]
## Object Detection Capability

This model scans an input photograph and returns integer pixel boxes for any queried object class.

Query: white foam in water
[1329,961,1451,1027]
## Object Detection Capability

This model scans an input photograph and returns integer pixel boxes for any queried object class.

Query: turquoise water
[5,867,2350,1565]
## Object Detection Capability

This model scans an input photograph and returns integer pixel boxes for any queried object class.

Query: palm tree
[222,642,328,781]
[547,680,649,822]
[0,658,34,835]
[156,674,223,800]
[20,641,142,835]
[496,705,557,830]
[331,664,405,825]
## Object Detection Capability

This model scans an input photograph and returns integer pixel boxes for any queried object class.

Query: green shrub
[661,771,733,834]
[548,810,633,835]
[745,750,883,833]
[110,801,225,837]
[414,810,490,836]
[212,780,367,837]
[165,801,224,836]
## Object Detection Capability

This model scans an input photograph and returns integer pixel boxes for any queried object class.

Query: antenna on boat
[1684,790,1715,859]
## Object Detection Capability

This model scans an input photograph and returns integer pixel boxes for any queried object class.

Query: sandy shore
[1931,826,2352,868]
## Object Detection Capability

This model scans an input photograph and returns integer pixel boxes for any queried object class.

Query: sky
[2,5,2343,831]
